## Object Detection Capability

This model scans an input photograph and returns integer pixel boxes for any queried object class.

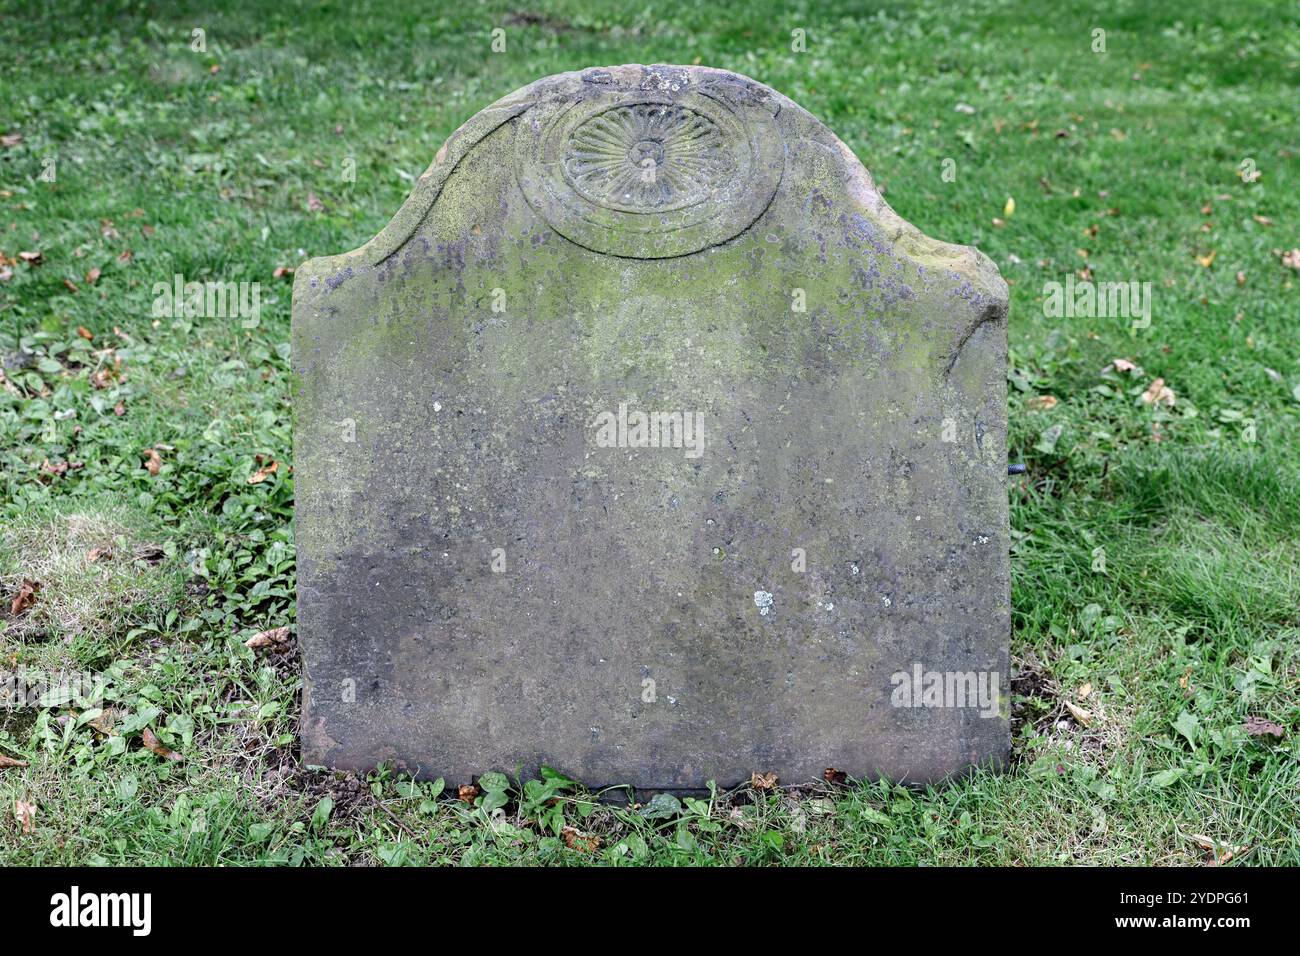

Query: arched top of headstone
[306,63,1004,304]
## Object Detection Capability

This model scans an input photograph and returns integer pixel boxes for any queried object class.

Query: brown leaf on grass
[561,825,601,852]
[76,326,93,340]
[1244,716,1285,738]
[0,755,28,769]
[1195,250,1217,268]
[823,767,847,785]
[457,784,479,803]
[39,458,68,480]
[113,400,125,416]
[85,267,101,285]
[141,727,183,762]
[18,250,42,265]
[0,133,23,148]
[273,266,294,280]
[87,546,113,563]
[245,626,291,652]
[1281,249,1300,271]
[86,708,118,736]
[141,447,162,476]
[1251,214,1274,227]
[1141,378,1176,407]
[0,266,11,282]
[140,224,155,239]
[1236,271,1246,287]
[89,356,123,389]
[10,578,40,616]
[1065,701,1093,727]
[247,456,279,484]
[14,800,35,834]
[1027,394,1058,411]
[117,249,133,264]
[307,192,325,213]
[750,771,779,791]
[63,278,79,294]
[1189,834,1250,866]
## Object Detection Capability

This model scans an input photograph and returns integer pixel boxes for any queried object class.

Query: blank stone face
[291,64,1010,790]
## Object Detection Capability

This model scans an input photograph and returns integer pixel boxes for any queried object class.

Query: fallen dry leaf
[823,767,847,785]
[18,250,42,265]
[307,192,325,213]
[457,784,479,803]
[1079,682,1093,699]
[85,267,101,284]
[76,325,93,341]
[1236,271,1246,287]
[1112,358,1139,374]
[141,727,183,762]
[273,266,295,280]
[561,825,601,852]
[87,708,119,736]
[1281,249,1300,271]
[141,447,162,476]
[1189,834,1250,867]
[1244,716,1284,738]
[245,626,292,652]
[1251,214,1274,227]
[0,133,23,149]
[0,755,28,770]
[87,546,113,563]
[1141,378,1176,408]
[62,278,79,294]
[1065,701,1093,727]
[247,457,279,484]
[10,578,40,616]
[1027,394,1058,411]
[1195,250,1217,268]
[89,356,124,389]
[14,800,35,834]
[750,771,779,791]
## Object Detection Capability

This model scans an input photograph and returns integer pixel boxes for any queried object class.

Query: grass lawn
[1,0,1297,866]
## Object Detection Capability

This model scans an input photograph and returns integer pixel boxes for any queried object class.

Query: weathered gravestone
[292,65,1009,789]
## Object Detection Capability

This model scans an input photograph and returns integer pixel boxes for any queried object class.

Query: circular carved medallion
[518,89,784,258]
[563,103,729,213]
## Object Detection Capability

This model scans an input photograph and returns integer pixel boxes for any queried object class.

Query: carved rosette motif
[563,104,730,213]
[518,88,784,258]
